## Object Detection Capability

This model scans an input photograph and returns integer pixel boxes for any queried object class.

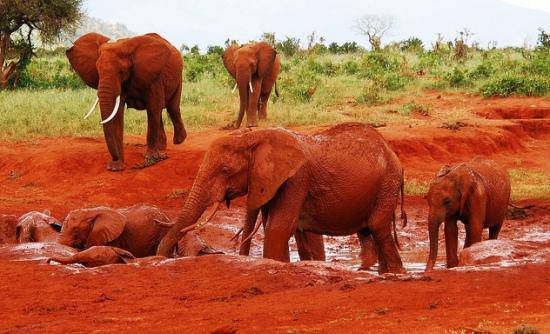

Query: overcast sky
[84,0,550,49]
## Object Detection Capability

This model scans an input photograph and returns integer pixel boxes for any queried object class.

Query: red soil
[0,92,549,333]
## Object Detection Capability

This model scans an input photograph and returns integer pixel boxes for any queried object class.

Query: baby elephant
[48,246,135,267]
[58,204,173,257]
[16,211,62,243]
[425,157,511,271]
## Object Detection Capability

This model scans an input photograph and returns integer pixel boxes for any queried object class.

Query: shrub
[357,79,386,105]
[400,101,430,116]
[400,37,424,53]
[481,75,550,97]
[444,67,471,87]
[342,60,359,75]
[279,65,321,103]
[276,37,301,56]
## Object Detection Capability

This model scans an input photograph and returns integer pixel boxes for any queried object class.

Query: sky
[84,0,550,49]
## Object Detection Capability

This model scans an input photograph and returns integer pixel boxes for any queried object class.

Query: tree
[0,0,83,89]
[537,28,550,49]
[261,32,276,47]
[354,14,394,51]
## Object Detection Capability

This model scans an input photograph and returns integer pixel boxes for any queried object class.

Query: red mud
[0,92,549,333]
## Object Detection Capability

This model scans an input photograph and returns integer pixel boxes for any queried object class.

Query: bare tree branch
[354,14,394,51]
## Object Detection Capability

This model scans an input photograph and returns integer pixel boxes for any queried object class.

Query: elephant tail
[274,81,280,98]
[400,170,408,228]
[392,213,401,251]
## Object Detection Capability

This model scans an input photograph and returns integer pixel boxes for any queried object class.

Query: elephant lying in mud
[425,157,511,271]
[48,231,221,268]
[16,211,62,243]
[58,204,220,258]
[158,122,407,274]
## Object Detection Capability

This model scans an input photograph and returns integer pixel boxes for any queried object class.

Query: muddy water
[201,209,550,274]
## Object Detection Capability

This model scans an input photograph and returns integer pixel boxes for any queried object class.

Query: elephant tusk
[180,201,221,233]
[231,83,237,93]
[249,81,254,94]
[83,97,99,119]
[154,219,174,228]
[100,95,121,124]
[238,216,263,249]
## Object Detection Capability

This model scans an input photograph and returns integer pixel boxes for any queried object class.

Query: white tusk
[180,201,221,233]
[231,83,237,93]
[100,95,121,124]
[83,97,99,119]
[249,81,254,93]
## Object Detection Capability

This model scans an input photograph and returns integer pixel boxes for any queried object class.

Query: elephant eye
[222,166,232,176]
[443,198,451,205]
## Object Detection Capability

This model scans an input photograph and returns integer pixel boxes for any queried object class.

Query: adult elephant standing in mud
[425,157,511,271]
[66,32,186,171]
[158,123,407,274]
[222,42,280,128]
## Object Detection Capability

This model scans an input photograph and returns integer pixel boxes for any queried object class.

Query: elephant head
[425,164,487,271]
[66,33,171,169]
[58,207,127,249]
[16,210,62,243]
[222,42,278,127]
[157,128,306,256]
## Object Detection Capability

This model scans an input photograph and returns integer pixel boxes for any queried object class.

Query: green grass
[508,169,550,200]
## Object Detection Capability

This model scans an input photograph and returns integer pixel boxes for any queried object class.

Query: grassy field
[1,46,549,139]
[1,45,549,199]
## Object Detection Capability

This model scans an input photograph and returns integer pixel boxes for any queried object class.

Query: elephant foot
[222,122,239,130]
[173,129,187,145]
[132,151,168,169]
[107,160,125,172]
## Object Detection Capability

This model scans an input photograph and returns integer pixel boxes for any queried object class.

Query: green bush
[357,79,386,105]
[279,64,321,103]
[444,67,471,87]
[17,57,84,89]
[481,75,550,97]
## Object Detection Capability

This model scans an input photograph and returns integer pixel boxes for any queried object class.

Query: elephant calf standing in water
[158,122,406,274]
[425,157,511,271]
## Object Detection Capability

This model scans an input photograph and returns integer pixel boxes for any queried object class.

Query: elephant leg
[357,229,378,270]
[239,208,260,256]
[258,91,271,120]
[295,229,325,261]
[134,108,167,169]
[103,102,125,171]
[444,219,459,268]
[246,79,262,127]
[157,114,167,151]
[166,85,187,144]
[263,177,307,262]
[489,224,502,240]
[368,208,405,274]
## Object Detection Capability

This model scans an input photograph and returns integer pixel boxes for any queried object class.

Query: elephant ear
[246,130,306,210]
[86,209,127,247]
[256,42,277,78]
[66,32,110,89]
[222,44,239,78]
[458,168,487,215]
[131,36,171,87]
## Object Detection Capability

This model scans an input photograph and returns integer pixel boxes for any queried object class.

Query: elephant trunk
[425,212,441,271]
[97,78,123,163]
[235,72,251,128]
[157,182,212,257]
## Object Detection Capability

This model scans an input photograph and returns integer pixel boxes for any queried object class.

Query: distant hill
[52,16,136,47]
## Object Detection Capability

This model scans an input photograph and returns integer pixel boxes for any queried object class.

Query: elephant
[157,122,407,274]
[222,42,280,128]
[66,32,186,171]
[16,211,62,243]
[425,157,511,271]
[47,246,136,267]
[58,204,174,257]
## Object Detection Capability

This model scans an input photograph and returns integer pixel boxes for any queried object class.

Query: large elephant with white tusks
[66,32,187,171]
